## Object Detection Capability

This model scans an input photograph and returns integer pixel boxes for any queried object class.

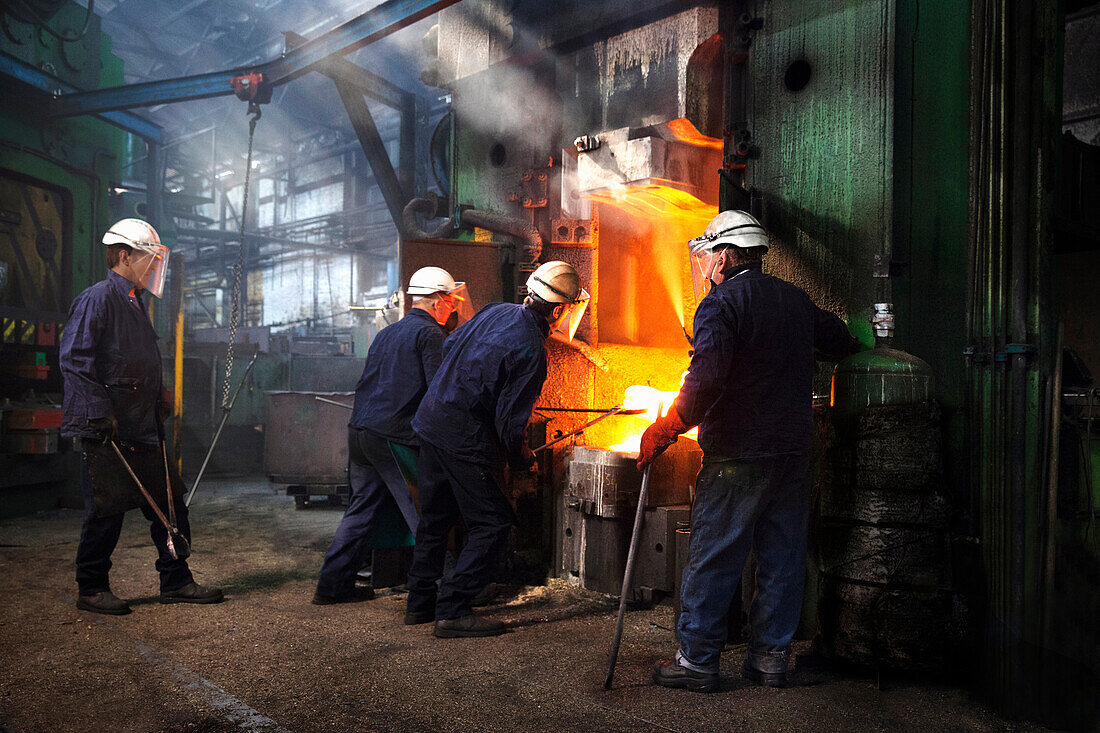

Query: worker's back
[350,308,444,445]
[413,302,548,467]
[677,262,855,459]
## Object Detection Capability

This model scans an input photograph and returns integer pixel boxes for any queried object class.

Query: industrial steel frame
[29,0,461,236]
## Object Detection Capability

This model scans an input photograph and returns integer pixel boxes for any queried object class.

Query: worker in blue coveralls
[405,261,590,638]
[313,267,469,605]
[643,210,860,692]
[61,218,223,616]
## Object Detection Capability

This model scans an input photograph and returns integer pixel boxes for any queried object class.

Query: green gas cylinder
[830,347,934,427]
[818,304,952,673]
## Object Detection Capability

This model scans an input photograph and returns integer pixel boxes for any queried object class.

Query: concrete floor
[0,478,1037,732]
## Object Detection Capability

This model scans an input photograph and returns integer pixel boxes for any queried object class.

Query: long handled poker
[185,351,259,507]
[532,405,646,452]
[110,440,190,560]
[604,402,664,690]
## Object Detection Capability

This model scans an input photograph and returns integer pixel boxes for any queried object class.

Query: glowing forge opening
[606,384,698,454]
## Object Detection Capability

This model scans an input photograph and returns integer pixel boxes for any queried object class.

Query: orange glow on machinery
[586,184,715,334]
[664,117,724,150]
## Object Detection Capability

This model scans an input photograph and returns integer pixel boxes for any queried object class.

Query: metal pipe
[1041,323,1063,663]
[172,254,186,474]
[403,193,454,239]
[1008,0,1033,698]
[461,208,543,272]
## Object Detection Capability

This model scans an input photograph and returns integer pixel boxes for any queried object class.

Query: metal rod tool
[534,406,646,414]
[533,405,645,452]
[110,440,190,560]
[314,396,353,410]
[185,351,258,507]
[604,403,663,689]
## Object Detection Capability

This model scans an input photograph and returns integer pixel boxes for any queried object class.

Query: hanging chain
[221,108,260,410]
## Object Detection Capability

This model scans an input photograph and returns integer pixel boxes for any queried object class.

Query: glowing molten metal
[607,384,698,454]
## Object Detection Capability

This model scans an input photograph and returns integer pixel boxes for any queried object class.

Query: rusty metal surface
[401,237,504,310]
[263,391,353,484]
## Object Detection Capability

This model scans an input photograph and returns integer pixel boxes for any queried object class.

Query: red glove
[637,405,691,470]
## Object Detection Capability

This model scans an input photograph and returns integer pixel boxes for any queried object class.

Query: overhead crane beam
[0,52,163,142]
[46,0,460,117]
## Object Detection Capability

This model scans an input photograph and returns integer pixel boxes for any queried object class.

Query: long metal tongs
[604,402,664,689]
[533,405,646,452]
[110,440,190,560]
[185,352,258,507]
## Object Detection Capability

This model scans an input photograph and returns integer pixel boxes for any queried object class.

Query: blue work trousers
[316,427,420,597]
[677,454,810,672]
[75,457,194,595]
[405,441,514,620]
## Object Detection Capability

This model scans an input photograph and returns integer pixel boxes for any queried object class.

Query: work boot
[652,658,719,693]
[433,614,507,638]
[404,609,435,625]
[312,587,375,605]
[405,592,436,625]
[76,591,131,616]
[742,648,789,688]
[159,582,224,605]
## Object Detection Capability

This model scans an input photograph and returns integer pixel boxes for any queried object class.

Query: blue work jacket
[350,307,446,445]
[413,303,549,468]
[60,270,163,445]
[674,262,858,460]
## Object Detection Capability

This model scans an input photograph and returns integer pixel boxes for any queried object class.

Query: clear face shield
[131,244,170,298]
[552,288,590,342]
[689,244,728,306]
[448,283,475,326]
[433,283,475,332]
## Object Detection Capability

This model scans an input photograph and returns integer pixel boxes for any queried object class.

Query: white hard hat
[103,218,170,298]
[102,218,162,251]
[688,210,768,254]
[526,260,584,305]
[526,261,590,341]
[407,266,463,296]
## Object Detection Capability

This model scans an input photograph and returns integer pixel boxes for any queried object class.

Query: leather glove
[637,405,691,471]
[87,415,118,443]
